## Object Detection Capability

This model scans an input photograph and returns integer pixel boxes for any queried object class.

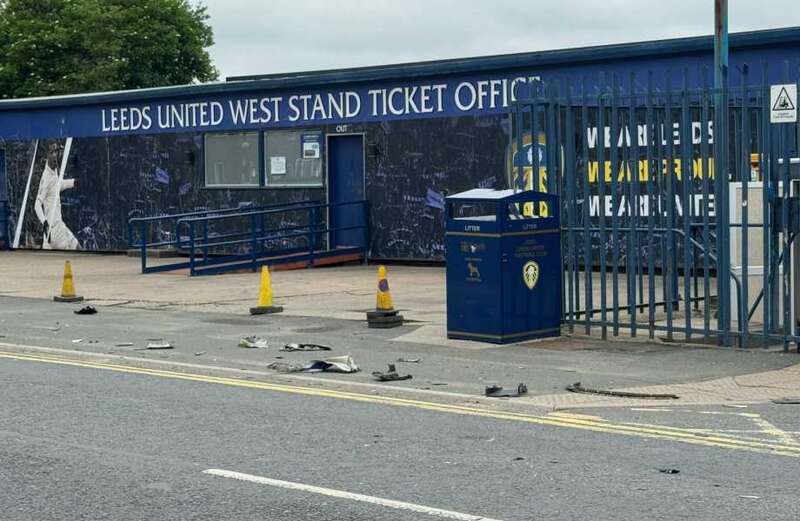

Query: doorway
[326,134,366,249]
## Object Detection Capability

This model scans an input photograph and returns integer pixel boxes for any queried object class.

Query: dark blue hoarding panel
[1,43,798,140]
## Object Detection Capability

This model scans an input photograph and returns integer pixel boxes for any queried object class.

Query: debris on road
[372,364,412,382]
[73,305,98,315]
[282,343,332,352]
[303,355,359,373]
[145,339,173,350]
[566,382,679,400]
[268,355,360,374]
[239,336,268,349]
[267,361,305,373]
[42,323,62,332]
[659,468,680,474]
[772,397,800,404]
[396,358,421,363]
[485,383,528,398]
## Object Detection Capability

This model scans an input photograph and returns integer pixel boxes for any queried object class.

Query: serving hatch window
[265,130,322,187]
[204,132,259,187]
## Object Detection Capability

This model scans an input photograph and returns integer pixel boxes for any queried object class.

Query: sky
[202,0,800,79]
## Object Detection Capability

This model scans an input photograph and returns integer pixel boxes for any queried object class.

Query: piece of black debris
[772,397,800,404]
[513,457,526,461]
[282,343,332,352]
[396,358,421,363]
[659,468,680,474]
[74,306,98,315]
[566,382,679,400]
[485,383,528,398]
[372,364,412,382]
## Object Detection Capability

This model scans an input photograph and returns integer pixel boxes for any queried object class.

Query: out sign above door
[770,84,797,123]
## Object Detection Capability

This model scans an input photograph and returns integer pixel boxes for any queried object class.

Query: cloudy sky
[202,0,800,79]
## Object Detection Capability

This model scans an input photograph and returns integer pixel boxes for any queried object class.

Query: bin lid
[446,188,516,200]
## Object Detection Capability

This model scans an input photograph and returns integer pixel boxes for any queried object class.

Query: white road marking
[203,469,503,521]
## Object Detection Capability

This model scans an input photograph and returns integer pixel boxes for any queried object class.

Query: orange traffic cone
[366,265,403,328]
[54,260,84,303]
[250,266,283,315]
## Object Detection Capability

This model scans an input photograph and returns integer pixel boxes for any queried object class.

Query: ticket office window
[265,130,323,187]
[204,132,260,187]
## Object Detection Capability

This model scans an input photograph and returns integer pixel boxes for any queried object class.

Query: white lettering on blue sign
[94,75,541,136]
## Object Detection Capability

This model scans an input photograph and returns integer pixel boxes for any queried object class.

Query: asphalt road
[1,296,799,520]
[1,347,798,520]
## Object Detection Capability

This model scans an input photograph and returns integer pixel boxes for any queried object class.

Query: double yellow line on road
[1,349,798,458]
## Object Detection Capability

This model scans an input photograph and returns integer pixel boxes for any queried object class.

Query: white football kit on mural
[34,163,79,250]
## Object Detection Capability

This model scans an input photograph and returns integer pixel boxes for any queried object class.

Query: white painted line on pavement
[203,469,503,521]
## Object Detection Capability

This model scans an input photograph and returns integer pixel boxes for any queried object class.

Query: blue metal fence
[512,67,799,351]
[128,200,369,276]
[178,200,369,276]
[128,200,320,273]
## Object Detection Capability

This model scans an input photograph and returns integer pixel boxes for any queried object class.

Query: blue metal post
[715,0,731,345]
[140,220,147,273]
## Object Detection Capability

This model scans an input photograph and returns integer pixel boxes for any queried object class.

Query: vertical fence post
[310,205,318,267]
[202,219,209,262]
[761,64,772,349]
[628,73,640,337]
[188,222,196,276]
[681,69,694,340]
[646,72,656,338]
[609,75,620,335]
[140,220,147,273]
[740,68,750,348]
[664,71,676,341]
[581,78,593,335]
[598,75,608,339]
[700,68,712,340]
[564,81,576,333]
[250,213,258,271]
[781,61,792,352]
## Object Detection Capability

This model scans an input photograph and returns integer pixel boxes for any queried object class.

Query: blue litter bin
[445,189,562,344]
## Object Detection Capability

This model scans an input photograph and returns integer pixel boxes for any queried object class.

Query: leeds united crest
[523,260,539,290]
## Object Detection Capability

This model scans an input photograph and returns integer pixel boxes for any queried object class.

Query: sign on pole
[770,84,798,123]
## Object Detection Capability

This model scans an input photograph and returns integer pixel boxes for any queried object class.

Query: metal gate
[511,69,799,351]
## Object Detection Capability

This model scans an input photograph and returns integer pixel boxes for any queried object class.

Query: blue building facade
[1,28,798,258]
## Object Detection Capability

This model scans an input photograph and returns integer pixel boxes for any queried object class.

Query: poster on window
[301,133,321,159]
[270,156,287,174]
